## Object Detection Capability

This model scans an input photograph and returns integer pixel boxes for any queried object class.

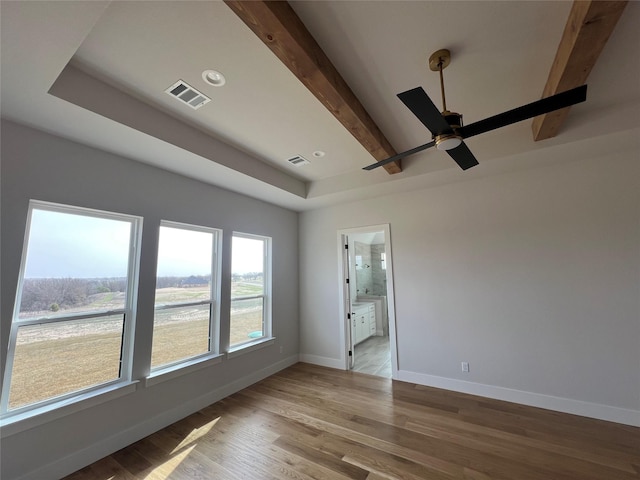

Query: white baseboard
[17,355,299,480]
[299,353,345,370]
[397,369,640,427]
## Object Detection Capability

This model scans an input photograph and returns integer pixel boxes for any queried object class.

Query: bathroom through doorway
[338,224,397,378]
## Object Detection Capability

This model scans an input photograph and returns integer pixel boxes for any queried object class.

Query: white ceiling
[1,1,639,211]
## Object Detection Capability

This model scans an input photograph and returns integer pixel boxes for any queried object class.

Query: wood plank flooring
[64,363,640,480]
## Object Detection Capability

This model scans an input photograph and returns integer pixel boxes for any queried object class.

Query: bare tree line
[19,277,127,312]
[232,272,263,282]
[20,273,262,313]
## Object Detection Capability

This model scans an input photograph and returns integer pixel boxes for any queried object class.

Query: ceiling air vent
[165,80,211,110]
[287,155,311,167]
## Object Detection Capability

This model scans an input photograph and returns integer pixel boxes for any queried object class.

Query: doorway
[338,224,397,378]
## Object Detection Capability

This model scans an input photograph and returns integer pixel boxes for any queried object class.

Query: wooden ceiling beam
[532,0,627,141]
[225,0,402,174]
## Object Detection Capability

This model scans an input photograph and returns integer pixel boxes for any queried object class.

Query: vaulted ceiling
[1,1,638,211]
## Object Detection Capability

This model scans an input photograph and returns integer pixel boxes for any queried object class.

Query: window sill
[0,380,138,438]
[227,336,275,359]
[145,353,224,387]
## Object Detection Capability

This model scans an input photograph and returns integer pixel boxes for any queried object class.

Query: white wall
[300,142,640,426]
[0,121,299,480]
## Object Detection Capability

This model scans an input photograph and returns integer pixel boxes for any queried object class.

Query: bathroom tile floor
[353,335,391,377]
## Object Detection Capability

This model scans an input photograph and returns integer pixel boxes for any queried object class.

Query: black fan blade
[458,85,587,139]
[363,141,436,170]
[398,87,452,135]
[447,142,479,170]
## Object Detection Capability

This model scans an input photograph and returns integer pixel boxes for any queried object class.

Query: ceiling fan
[364,49,587,171]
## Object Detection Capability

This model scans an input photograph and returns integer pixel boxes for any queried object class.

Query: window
[1,201,141,416]
[230,233,271,348]
[150,222,221,370]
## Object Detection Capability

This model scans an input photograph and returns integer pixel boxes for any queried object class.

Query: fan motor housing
[434,110,463,151]
[442,111,462,129]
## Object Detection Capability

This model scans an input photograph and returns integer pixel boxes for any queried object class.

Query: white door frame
[340,232,355,370]
[337,223,398,378]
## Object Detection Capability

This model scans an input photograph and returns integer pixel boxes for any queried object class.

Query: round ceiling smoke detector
[202,70,226,87]
[312,151,325,158]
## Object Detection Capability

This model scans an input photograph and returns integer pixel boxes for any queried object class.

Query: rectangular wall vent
[287,155,311,167]
[165,80,211,110]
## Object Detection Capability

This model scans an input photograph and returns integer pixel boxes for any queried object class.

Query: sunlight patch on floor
[144,444,197,480]
[170,416,221,455]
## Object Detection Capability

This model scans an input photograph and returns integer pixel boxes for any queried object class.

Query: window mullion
[154,299,212,311]
[13,309,127,327]
[0,324,20,413]
[209,239,218,354]
[230,294,265,302]
[120,216,142,381]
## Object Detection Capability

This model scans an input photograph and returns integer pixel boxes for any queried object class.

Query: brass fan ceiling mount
[428,48,452,71]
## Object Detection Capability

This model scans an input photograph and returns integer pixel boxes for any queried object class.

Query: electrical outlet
[461,361,470,373]
[279,346,283,354]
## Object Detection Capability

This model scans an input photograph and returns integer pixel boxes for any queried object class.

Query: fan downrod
[427,49,462,150]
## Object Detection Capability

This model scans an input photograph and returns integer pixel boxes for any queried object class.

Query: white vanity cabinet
[351,303,376,345]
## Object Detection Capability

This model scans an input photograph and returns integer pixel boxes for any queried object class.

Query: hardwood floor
[353,335,391,378]
[65,363,640,480]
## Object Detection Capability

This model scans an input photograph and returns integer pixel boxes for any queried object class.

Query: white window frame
[0,200,142,419]
[149,220,223,376]
[228,232,272,356]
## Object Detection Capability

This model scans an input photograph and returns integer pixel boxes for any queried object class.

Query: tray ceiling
[1,1,638,211]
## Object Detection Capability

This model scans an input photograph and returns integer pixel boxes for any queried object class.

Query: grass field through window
[9,281,264,411]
